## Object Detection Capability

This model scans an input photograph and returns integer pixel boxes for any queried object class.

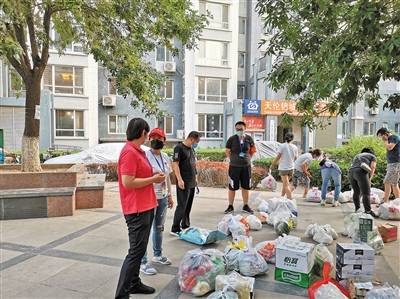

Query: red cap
[149,128,166,139]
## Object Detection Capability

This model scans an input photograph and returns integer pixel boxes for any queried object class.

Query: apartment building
[0,32,99,152]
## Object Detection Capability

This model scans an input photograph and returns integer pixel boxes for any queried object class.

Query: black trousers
[171,186,195,232]
[115,209,154,299]
[349,168,371,212]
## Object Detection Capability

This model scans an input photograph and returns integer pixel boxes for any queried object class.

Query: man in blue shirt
[376,128,400,205]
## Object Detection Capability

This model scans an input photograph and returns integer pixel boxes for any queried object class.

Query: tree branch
[13,23,32,70]
[26,6,39,65]
[4,23,29,79]
[39,6,51,72]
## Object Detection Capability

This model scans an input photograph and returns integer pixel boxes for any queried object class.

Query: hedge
[164,147,227,161]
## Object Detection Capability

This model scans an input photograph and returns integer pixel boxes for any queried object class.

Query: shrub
[86,163,118,181]
[164,147,226,161]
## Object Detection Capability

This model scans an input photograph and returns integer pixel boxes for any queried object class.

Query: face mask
[150,139,164,150]
[236,130,244,137]
[192,143,198,149]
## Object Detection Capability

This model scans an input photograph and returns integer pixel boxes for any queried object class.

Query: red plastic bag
[308,262,350,299]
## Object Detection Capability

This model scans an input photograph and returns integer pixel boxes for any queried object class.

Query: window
[198,77,227,102]
[8,68,25,97]
[51,29,83,53]
[158,116,173,135]
[43,65,84,95]
[395,123,400,135]
[239,17,246,34]
[238,52,245,69]
[237,85,245,100]
[199,1,229,29]
[156,46,173,62]
[198,114,223,138]
[363,122,376,136]
[259,55,267,72]
[342,121,349,139]
[108,115,127,134]
[55,110,84,137]
[108,78,117,95]
[159,80,174,99]
[198,40,229,66]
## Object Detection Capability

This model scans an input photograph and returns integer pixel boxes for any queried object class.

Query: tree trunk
[21,76,42,172]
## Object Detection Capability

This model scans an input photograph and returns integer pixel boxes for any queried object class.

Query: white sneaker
[320,200,326,207]
[140,263,157,275]
[169,231,180,237]
[152,256,172,265]
[333,201,340,207]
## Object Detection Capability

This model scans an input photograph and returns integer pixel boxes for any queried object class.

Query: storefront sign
[243,99,261,115]
[243,116,265,130]
[261,100,333,117]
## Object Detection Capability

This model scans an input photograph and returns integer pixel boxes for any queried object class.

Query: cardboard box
[336,262,374,278]
[336,243,374,265]
[378,223,398,243]
[275,267,319,289]
[336,273,373,284]
[359,216,373,243]
[276,240,315,274]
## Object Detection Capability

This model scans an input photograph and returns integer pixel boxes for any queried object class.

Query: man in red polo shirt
[115,118,165,299]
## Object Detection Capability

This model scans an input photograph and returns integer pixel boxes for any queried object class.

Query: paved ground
[1,183,399,299]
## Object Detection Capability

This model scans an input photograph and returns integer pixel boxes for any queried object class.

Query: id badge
[239,152,245,158]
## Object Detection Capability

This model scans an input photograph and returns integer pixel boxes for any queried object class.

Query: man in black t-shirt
[170,131,200,235]
[225,121,256,214]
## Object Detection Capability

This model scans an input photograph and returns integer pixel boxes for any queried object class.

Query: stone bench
[75,174,106,209]
[0,187,75,220]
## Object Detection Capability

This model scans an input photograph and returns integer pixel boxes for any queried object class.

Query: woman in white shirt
[140,128,174,275]
[272,133,298,199]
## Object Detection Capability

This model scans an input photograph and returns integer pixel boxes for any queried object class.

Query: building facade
[0,38,99,152]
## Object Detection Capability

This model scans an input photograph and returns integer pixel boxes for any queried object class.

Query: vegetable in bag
[178,249,226,297]
[306,187,322,203]
[246,215,262,231]
[255,240,276,263]
[379,198,400,220]
[260,172,277,191]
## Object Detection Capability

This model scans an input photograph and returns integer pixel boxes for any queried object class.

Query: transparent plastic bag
[306,187,322,203]
[315,282,348,299]
[313,244,334,277]
[257,212,269,224]
[343,212,372,238]
[246,215,262,231]
[238,237,268,277]
[217,215,231,235]
[215,271,254,299]
[178,249,226,296]
[326,191,345,204]
[258,200,270,213]
[379,199,400,220]
[248,193,262,211]
[224,237,249,272]
[180,227,226,245]
[371,187,384,200]
[365,283,400,299]
[255,240,276,263]
[261,173,277,191]
[340,190,353,203]
[367,229,384,254]
[306,224,338,245]
[207,287,239,299]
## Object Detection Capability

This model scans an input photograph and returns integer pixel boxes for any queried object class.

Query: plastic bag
[379,199,400,220]
[306,223,338,245]
[180,227,226,245]
[246,215,262,231]
[215,271,254,299]
[268,202,295,227]
[218,215,231,235]
[365,283,400,299]
[343,212,372,238]
[257,212,269,224]
[207,287,238,299]
[218,215,250,237]
[255,240,276,263]
[224,237,249,272]
[367,229,384,253]
[248,193,262,210]
[370,193,381,205]
[308,262,350,299]
[371,187,384,200]
[306,187,322,203]
[326,191,345,204]
[178,249,226,296]
[260,173,277,191]
[341,190,353,203]
[238,237,268,277]
[258,200,270,213]
[313,244,334,277]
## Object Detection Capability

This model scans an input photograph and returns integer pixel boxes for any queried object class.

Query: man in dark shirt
[170,131,200,236]
[377,128,400,204]
[225,121,256,214]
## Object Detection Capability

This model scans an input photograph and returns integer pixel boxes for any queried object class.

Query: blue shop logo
[243,99,261,115]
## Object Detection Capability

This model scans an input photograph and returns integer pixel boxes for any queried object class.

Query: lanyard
[238,135,245,153]
[151,151,165,173]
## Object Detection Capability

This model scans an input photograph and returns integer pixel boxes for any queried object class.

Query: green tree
[0,0,206,172]
[256,0,400,127]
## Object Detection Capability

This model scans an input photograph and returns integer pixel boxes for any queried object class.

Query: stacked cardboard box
[275,240,317,288]
[336,243,375,283]
[378,223,398,243]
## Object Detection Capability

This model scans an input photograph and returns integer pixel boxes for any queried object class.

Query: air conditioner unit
[176,130,184,139]
[369,107,379,115]
[102,95,116,107]
[163,61,176,73]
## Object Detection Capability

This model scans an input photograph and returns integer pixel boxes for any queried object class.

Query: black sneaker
[224,205,234,214]
[366,210,378,218]
[242,204,254,214]
[129,282,155,295]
